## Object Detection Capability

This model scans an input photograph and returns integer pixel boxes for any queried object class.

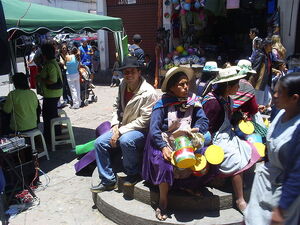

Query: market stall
[2,0,125,73]
[156,0,271,84]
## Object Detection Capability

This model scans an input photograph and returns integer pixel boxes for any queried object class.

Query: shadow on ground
[38,126,96,173]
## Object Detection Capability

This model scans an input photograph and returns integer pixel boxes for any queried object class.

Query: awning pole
[9,40,18,74]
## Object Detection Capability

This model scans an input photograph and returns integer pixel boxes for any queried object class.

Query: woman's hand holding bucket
[162,146,173,161]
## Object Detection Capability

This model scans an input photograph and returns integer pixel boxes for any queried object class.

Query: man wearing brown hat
[91,56,158,192]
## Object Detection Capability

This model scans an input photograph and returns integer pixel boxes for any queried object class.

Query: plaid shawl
[231,79,255,109]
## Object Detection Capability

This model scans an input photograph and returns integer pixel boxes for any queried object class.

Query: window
[118,0,136,5]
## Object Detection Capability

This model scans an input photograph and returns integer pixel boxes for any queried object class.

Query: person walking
[65,47,81,109]
[250,38,273,107]
[249,28,259,60]
[79,38,93,71]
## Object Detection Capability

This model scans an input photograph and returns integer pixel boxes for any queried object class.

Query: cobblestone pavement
[9,85,119,225]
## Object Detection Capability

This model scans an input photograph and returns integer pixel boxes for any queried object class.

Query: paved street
[9,84,119,225]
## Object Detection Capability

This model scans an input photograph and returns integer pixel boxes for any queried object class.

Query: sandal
[155,207,168,221]
[236,201,247,215]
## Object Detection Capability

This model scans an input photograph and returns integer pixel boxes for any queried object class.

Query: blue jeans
[94,130,145,185]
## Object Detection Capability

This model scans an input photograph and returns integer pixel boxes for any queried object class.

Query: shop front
[159,0,271,78]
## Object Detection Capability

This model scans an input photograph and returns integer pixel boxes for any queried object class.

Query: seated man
[91,56,158,192]
[2,73,40,132]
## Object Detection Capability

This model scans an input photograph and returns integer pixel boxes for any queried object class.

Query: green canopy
[2,0,123,36]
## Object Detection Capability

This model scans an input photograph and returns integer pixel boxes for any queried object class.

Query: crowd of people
[1,28,299,224]
[89,29,300,225]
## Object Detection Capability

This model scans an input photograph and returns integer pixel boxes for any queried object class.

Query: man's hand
[270,207,284,225]
[162,146,172,161]
[110,125,120,148]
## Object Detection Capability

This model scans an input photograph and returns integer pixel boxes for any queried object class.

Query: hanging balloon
[182,50,188,56]
[180,1,185,8]
[194,1,201,9]
[180,8,186,15]
[165,0,171,6]
[176,45,184,53]
[200,0,206,7]
[172,0,179,4]
[174,3,181,10]
[164,12,170,19]
[183,3,191,11]
[187,48,195,55]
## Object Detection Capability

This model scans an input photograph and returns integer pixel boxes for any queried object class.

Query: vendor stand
[2,0,125,74]
[156,0,271,87]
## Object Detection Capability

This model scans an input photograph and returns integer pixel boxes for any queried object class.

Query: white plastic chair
[22,128,50,160]
[50,117,75,152]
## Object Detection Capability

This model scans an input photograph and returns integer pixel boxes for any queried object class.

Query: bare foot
[155,207,168,221]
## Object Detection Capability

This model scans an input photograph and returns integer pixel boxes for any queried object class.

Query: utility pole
[96,0,109,70]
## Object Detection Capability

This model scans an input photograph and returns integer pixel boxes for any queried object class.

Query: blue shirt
[66,55,79,75]
[79,45,93,66]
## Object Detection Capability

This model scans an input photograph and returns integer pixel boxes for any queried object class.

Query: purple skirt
[142,135,218,189]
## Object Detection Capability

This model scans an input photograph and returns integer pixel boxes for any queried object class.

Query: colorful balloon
[182,50,188,56]
[176,45,184,53]
[174,3,181,10]
[164,12,170,19]
[187,48,195,55]
[183,3,191,11]
[180,8,186,15]
[194,1,201,9]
